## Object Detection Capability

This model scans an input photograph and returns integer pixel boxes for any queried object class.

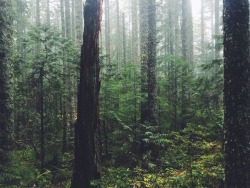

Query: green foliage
[0,149,73,187]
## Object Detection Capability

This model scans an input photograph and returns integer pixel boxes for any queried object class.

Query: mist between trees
[1,0,249,187]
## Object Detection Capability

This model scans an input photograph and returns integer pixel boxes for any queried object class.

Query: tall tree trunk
[72,0,76,41]
[39,62,45,172]
[0,0,12,164]
[71,0,102,187]
[46,0,50,26]
[139,0,148,124]
[122,13,126,64]
[180,0,193,129]
[214,0,220,59]
[115,0,120,66]
[60,0,66,38]
[65,0,72,39]
[224,0,250,187]
[147,0,157,125]
[200,0,205,61]
[104,0,110,65]
[131,0,138,62]
[75,0,83,44]
[211,0,215,60]
[35,0,41,54]
[181,0,193,64]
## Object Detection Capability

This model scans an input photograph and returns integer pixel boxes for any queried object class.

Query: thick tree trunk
[0,0,12,158]
[71,0,102,187]
[139,0,148,124]
[147,0,157,125]
[224,0,250,187]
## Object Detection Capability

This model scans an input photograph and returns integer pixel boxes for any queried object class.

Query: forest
[0,0,250,187]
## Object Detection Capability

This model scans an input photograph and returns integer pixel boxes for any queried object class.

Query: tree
[224,0,250,187]
[71,0,102,187]
[0,0,12,165]
[75,0,83,44]
[139,0,148,124]
[180,0,193,129]
[147,0,157,125]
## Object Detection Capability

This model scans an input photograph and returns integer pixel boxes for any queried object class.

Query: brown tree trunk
[71,0,102,187]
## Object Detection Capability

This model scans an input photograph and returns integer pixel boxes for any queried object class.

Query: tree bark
[75,0,83,44]
[46,0,50,26]
[71,0,102,187]
[214,0,220,60]
[139,0,148,124]
[147,0,157,125]
[104,0,110,65]
[0,0,12,156]
[224,0,250,187]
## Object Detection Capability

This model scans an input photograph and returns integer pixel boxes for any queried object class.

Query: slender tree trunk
[72,0,76,41]
[122,13,126,64]
[71,0,102,187]
[211,0,215,60]
[104,0,110,65]
[35,0,41,55]
[173,0,180,130]
[75,0,83,44]
[214,0,220,59]
[60,0,66,38]
[46,0,50,26]
[131,0,138,62]
[65,0,72,39]
[201,0,205,61]
[224,0,250,187]
[39,63,45,172]
[116,0,120,66]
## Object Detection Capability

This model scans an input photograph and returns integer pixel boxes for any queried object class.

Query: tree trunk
[139,0,148,124]
[65,0,72,39]
[60,0,66,38]
[115,0,120,66]
[147,0,157,125]
[75,0,83,44]
[104,0,110,65]
[46,0,50,26]
[214,0,220,60]
[180,0,193,129]
[122,13,126,64]
[71,0,102,187]
[72,0,76,41]
[200,0,205,61]
[224,0,250,187]
[131,0,138,62]
[0,0,12,160]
